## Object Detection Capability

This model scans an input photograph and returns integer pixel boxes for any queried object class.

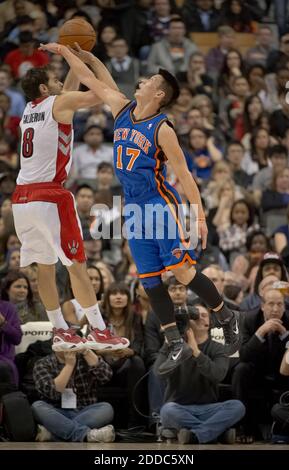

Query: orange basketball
[58,19,96,51]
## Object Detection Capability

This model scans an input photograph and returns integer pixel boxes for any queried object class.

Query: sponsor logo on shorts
[68,241,79,255]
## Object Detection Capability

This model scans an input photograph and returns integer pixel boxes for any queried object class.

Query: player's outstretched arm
[40,43,129,117]
[158,122,208,249]
[62,70,80,92]
[67,42,119,92]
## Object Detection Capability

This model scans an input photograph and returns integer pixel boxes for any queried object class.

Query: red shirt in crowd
[4,49,49,79]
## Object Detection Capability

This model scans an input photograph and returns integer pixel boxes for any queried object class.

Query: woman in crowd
[102,282,146,428]
[0,296,22,387]
[1,271,46,324]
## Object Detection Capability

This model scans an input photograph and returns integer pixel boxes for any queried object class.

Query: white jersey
[17,95,74,185]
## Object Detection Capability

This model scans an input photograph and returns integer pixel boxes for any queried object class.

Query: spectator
[267,32,289,73]
[102,282,146,428]
[273,0,289,37]
[242,127,272,176]
[241,252,288,311]
[205,25,235,78]
[32,349,115,442]
[218,49,246,99]
[0,298,22,386]
[0,67,26,117]
[232,229,271,282]
[185,127,223,182]
[261,167,289,213]
[182,0,220,33]
[274,206,289,255]
[1,271,47,323]
[177,51,213,97]
[253,144,288,199]
[147,0,171,43]
[71,125,113,184]
[105,37,140,100]
[218,199,257,264]
[75,184,94,232]
[4,31,49,80]
[156,302,245,444]
[147,17,198,75]
[240,94,264,144]
[0,91,20,142]
[145,277,188,419]
[232,288,289,441]
[0,0,36,34]
[0,136,19,171]
[270,91,289,139]
[226,141,252,188]
[246,25,275,67]
[220,0,257,33]
[92,23,118,63]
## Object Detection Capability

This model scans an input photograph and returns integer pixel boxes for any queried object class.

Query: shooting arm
[62,70,80,92]
[87,55,119,92]
[44,44,129,117]
[158,123,205,219]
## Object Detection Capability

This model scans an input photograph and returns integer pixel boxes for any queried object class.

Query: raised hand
[39,43,64,54]
[68,42,94,65]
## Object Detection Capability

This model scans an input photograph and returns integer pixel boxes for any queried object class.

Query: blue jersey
[113,101,169,202]
[113,100,197,279]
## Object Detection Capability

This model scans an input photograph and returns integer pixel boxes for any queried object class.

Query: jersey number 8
[22,128,35,158]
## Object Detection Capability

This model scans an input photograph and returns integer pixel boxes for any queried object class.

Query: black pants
[232,362,289,435]
[0,362,15,397]
[271,403,289,435]
[111,355,147,428]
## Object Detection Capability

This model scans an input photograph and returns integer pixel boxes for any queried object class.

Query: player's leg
[127,233,192,375]
[37,263,84,352]
[66,261,129,350]
[171,263,233,323]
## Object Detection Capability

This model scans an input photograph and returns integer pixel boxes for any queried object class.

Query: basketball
[58,19,96,51]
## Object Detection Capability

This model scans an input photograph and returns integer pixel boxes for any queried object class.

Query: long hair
[87,264,104,301]
[243,94,264,133]
[103,282,134,340]
[1,271,34,309]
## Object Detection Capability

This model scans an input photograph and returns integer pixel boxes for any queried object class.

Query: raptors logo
[68,241,79,255]
[172,248,182,259]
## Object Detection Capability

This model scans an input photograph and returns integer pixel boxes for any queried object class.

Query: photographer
[145,276,240,421]
[145,277,191,420]
[155,303,245,444]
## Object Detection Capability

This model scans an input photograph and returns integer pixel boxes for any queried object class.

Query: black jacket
[239,308,289,376]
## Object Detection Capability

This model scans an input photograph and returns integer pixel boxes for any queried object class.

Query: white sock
[46,308,69,330]
[82,303,106,330]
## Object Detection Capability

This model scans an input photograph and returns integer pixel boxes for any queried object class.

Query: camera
[175,305,199,337]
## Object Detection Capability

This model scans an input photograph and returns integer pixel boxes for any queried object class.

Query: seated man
[155,302,245,444]
[32,348,115,442]
[232,288,289,441]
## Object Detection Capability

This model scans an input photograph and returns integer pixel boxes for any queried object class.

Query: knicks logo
[68,241,79,255]
[172,248,183,259]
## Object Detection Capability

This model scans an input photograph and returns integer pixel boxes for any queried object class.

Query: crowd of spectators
[1,0,289,444]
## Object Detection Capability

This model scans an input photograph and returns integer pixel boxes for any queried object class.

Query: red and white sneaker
[52,328,86,352]
[85,327,130,351]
